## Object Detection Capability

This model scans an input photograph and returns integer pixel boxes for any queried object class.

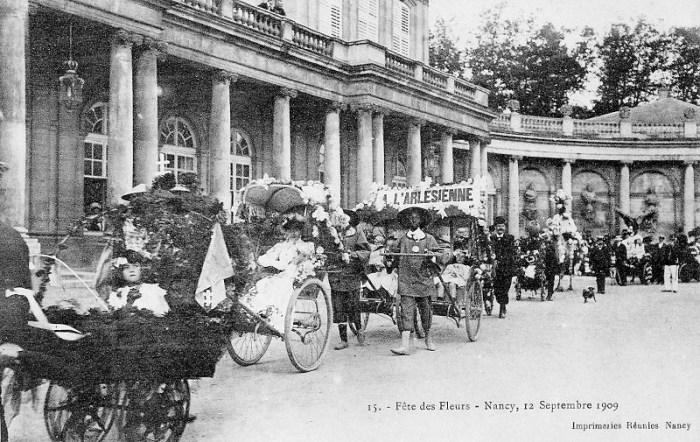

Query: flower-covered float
[229,175,347,371]
[351,178,492,341]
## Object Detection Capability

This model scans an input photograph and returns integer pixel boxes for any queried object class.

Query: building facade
[482,91,700,239]
[0,0,495,249]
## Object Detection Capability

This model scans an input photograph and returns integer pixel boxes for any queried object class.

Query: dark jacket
[491,233,518,277]
[0,222,33,343]
[615,242,627,263]
[391,230,446,298]
[659,243,679,266]
[328,227,371,292]
[589,245,611,273]
[543,240,559,274]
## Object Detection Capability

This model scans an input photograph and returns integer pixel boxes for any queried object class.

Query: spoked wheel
[123,379,190,442]
[679,263,692,283]
[227,327,273,366]
[44,381,123,442]
[464,282,483,342]
[284,278,332,372]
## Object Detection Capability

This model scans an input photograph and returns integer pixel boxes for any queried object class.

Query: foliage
[592,19,671,114]
[666,27,700,105]
[429,18,467,78]
[466,5,591,116]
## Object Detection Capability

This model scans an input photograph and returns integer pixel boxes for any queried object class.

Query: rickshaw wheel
[284,278,332,372]
[464,282,483,342]
[679,263,692,283]
[122,379,190,442]
[227,329,273,366]
[44,381,123,442]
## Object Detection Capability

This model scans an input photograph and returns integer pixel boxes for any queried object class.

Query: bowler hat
[343,209,360,227]
[397,207,432,228]
[493,216,507,226]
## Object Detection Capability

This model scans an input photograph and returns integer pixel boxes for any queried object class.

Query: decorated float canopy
[356,178,488,225]
[240,176,332,215]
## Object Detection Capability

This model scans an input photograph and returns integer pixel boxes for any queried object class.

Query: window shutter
[358,0,379,42]
[320,0,342,38]
[392,0,410,56]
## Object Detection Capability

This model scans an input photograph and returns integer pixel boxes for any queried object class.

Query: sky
[429,0,700,106]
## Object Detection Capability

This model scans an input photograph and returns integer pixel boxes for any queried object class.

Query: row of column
[506,158,697,236]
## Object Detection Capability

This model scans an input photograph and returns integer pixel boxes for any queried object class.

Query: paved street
[8,277,700,442]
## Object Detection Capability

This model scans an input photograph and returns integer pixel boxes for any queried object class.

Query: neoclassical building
[0,0,495,256]
[480,89,700,239]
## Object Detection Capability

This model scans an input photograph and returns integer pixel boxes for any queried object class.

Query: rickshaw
[353,180,490,342]
[226,181,335,372]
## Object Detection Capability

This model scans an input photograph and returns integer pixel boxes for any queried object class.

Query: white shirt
[108,283,170,317]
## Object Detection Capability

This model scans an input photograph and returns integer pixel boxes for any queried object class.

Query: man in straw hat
[490,215,517,318]
[388,206,447,355]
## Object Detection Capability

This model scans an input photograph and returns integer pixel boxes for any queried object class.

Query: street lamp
[58,23,84,111]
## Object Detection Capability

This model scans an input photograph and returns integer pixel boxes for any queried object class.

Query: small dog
[582,286,596,303]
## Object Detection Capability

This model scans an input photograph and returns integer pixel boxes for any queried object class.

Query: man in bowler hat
[490,216,517,318]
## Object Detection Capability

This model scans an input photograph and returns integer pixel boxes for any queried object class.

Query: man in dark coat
[589,236,611,294]
[541,230,559,301]
[490,216,517,318]
[615,231,629,286]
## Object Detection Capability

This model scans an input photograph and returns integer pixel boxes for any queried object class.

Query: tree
[667,27,700,104]
[593,19,670,115]
[428,18,466,77]
[466,6,591,116]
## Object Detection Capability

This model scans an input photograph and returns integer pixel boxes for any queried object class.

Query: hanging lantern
[58,24,84,111]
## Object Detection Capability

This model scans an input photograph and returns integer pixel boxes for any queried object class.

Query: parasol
[242,183,306,214]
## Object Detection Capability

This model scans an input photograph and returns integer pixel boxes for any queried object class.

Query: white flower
[312,225,319,238]
[316,246,324,254]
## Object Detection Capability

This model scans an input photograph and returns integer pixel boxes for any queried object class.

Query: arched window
[83,102,108,225]
[159,116,197,182]
[358,0,379,43]
[392,157,407,188]
[230,128,253,207]
[320,0,342,38]
[392,0,410,56]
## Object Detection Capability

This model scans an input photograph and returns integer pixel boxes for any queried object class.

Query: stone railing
[520,115,563,133]
[385,51,416,77]
[490,110,699,139]
[422,67,448,89]
[170,0,487,107]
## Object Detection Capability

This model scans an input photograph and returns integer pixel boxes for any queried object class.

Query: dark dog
[582,286,596,303]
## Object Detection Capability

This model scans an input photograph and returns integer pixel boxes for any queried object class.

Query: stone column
[108,30,138,204]
[562,159,574,214]
[406,119,424,187]
[619,161,631,215]
[440,129,455,184]
[356,105,373,202]
[469,138,481,179]
[480,140,489,179]
[134,37,166,187]
[684,161,695,233]
[372,110,385,186]
[0,0,28,226]
[508,156,520,237]
[209,71,237,213]
[273,87,297,181]
[324,101,342,205]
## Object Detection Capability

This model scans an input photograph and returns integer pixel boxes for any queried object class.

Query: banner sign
[373,181,486,219]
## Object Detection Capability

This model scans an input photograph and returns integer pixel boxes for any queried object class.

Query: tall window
[83,102,108,216]
[320,0,342,38]
[230,129,253,207]
[392,0,410,56]
[392,157,407,188]
[159,116,197,182]
[358,0,379,42]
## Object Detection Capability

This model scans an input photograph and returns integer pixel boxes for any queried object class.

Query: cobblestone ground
[8,277,700,442]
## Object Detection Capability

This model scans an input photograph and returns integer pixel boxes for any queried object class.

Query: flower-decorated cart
[354,179,492,341]
[227,178,343,372]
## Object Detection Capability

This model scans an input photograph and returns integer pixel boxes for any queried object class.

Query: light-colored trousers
[664,265,678,291]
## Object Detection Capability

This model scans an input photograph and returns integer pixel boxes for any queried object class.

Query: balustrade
[385,51,415,76]
[422,67,448,88]
[230,0,282,37]
[520,116,563,133]
[454,80,476,100]
[177,0,220,14]
[292,24,333,56]
[632,123,684,137]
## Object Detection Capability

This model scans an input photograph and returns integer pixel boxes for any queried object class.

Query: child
[438,250,471,307]
[107,250,170,317]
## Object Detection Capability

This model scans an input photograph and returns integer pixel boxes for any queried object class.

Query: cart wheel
[284,278,332,372]
[44,381,123,442]
[123,379,190,442]
[464,282,483,342]
[679,263,691,283]
[227,329,272,366]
